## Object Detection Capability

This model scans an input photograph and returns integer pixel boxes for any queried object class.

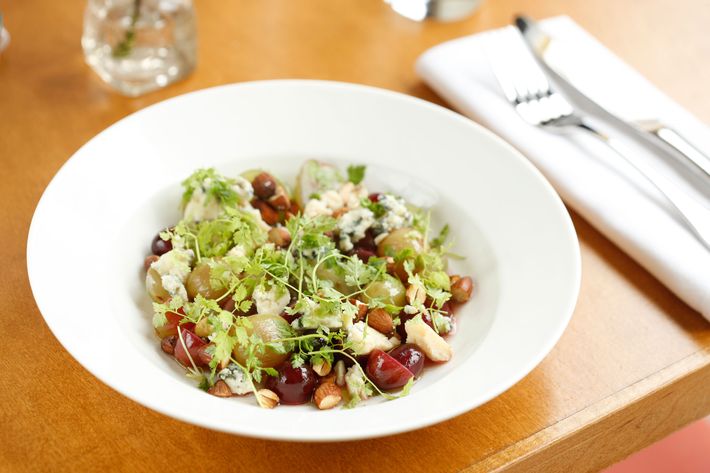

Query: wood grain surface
[2,1,709,472]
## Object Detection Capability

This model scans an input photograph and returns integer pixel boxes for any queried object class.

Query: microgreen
[346,164,366,185]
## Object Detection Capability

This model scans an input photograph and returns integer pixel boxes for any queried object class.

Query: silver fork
[486,28,710,251]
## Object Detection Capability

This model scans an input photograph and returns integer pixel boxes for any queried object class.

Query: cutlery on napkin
[416,16,710,319]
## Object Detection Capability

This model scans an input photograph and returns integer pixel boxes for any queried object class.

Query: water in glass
[82,0,197,96]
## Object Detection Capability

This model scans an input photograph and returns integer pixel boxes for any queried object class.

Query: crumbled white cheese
[253,283,291,315]
[183,186,223,222]
[232,176,254,202]
[403,304,419,315]
[339,182,368,209]
[183,176,255,222]
[147,248,195,300]
[303,182,368,218]
[404,314,452,362]
[337,207,375,251]
[226,244,247,258]
[293,298,355,330]
[346,321,400,355]
[345,365,370,402]
[218,364,252,395]
[373,194,413,235]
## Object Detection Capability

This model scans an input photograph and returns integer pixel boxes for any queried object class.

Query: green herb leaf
[346,165,366,185]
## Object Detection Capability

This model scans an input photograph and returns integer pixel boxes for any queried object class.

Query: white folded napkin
[417,16,710,319]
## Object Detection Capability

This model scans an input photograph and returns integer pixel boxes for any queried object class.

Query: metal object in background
[0,12,10,54]
[516,15,710,182]
[487,29,710,250]
[386,0,482,22]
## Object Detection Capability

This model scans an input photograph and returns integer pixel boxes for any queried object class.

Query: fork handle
[577,122,710,251]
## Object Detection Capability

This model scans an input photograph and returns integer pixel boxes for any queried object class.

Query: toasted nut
[252,200,280,225]
[289,201,301,216]
[160,335,177,355]
[256,388,279,409]
[252,172,277,200]
[406,284,426,305]
[268,188,291,210]
[367,308,394,334]
[349,298,368,321]
[268,226,291,247]
[320,372,337,385]
[208,379,232,398]
[451,276,473,303]
[314,383,342,410]
[334,360,346,387]
[450,275,461,285]
[312,358,332,377]
[144,254,160,271]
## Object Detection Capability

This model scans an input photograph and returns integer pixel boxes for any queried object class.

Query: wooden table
[2,1,709,471]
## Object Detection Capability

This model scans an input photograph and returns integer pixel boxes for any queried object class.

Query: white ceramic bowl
[27,80,580,441]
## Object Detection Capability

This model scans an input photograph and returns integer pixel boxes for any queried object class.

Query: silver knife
[515,15,710,180]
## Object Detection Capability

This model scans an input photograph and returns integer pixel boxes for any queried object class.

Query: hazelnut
[208,380,232,398]
[451,276,473,303]
[268,226,291,247]
[268,188,291,210]
[252,172,277,200]
[252,200,280,226]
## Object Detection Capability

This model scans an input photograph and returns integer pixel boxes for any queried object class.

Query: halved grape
[366,349,413,391]
[232,314,295,368]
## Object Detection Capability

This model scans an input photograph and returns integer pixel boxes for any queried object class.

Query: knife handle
[636,120,710,179]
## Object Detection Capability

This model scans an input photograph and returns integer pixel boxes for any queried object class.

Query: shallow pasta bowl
[27,80,580,441]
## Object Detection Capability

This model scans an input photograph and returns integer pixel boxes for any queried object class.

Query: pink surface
[604,419,710,473]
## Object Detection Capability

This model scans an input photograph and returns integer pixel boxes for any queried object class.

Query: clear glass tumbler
[82,0,197,97]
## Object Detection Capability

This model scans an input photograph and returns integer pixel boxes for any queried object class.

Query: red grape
[266,364,317,405]
[388,344,425,377]
[366,349,413,391]
[151,232,172,256]
[155,310,195,338]
[173,328,208,367]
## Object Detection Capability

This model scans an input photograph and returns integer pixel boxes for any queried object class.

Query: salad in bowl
[144,160,474,410]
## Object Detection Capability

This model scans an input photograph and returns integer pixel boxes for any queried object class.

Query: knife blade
[514,15,710,180]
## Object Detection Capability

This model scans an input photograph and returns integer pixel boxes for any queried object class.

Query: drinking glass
[82,0,197,96]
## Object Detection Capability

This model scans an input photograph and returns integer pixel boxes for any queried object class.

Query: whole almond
[451,276,473,303]
[314,382,342,410]
[208,379,232,398]
[367,308,394,334]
